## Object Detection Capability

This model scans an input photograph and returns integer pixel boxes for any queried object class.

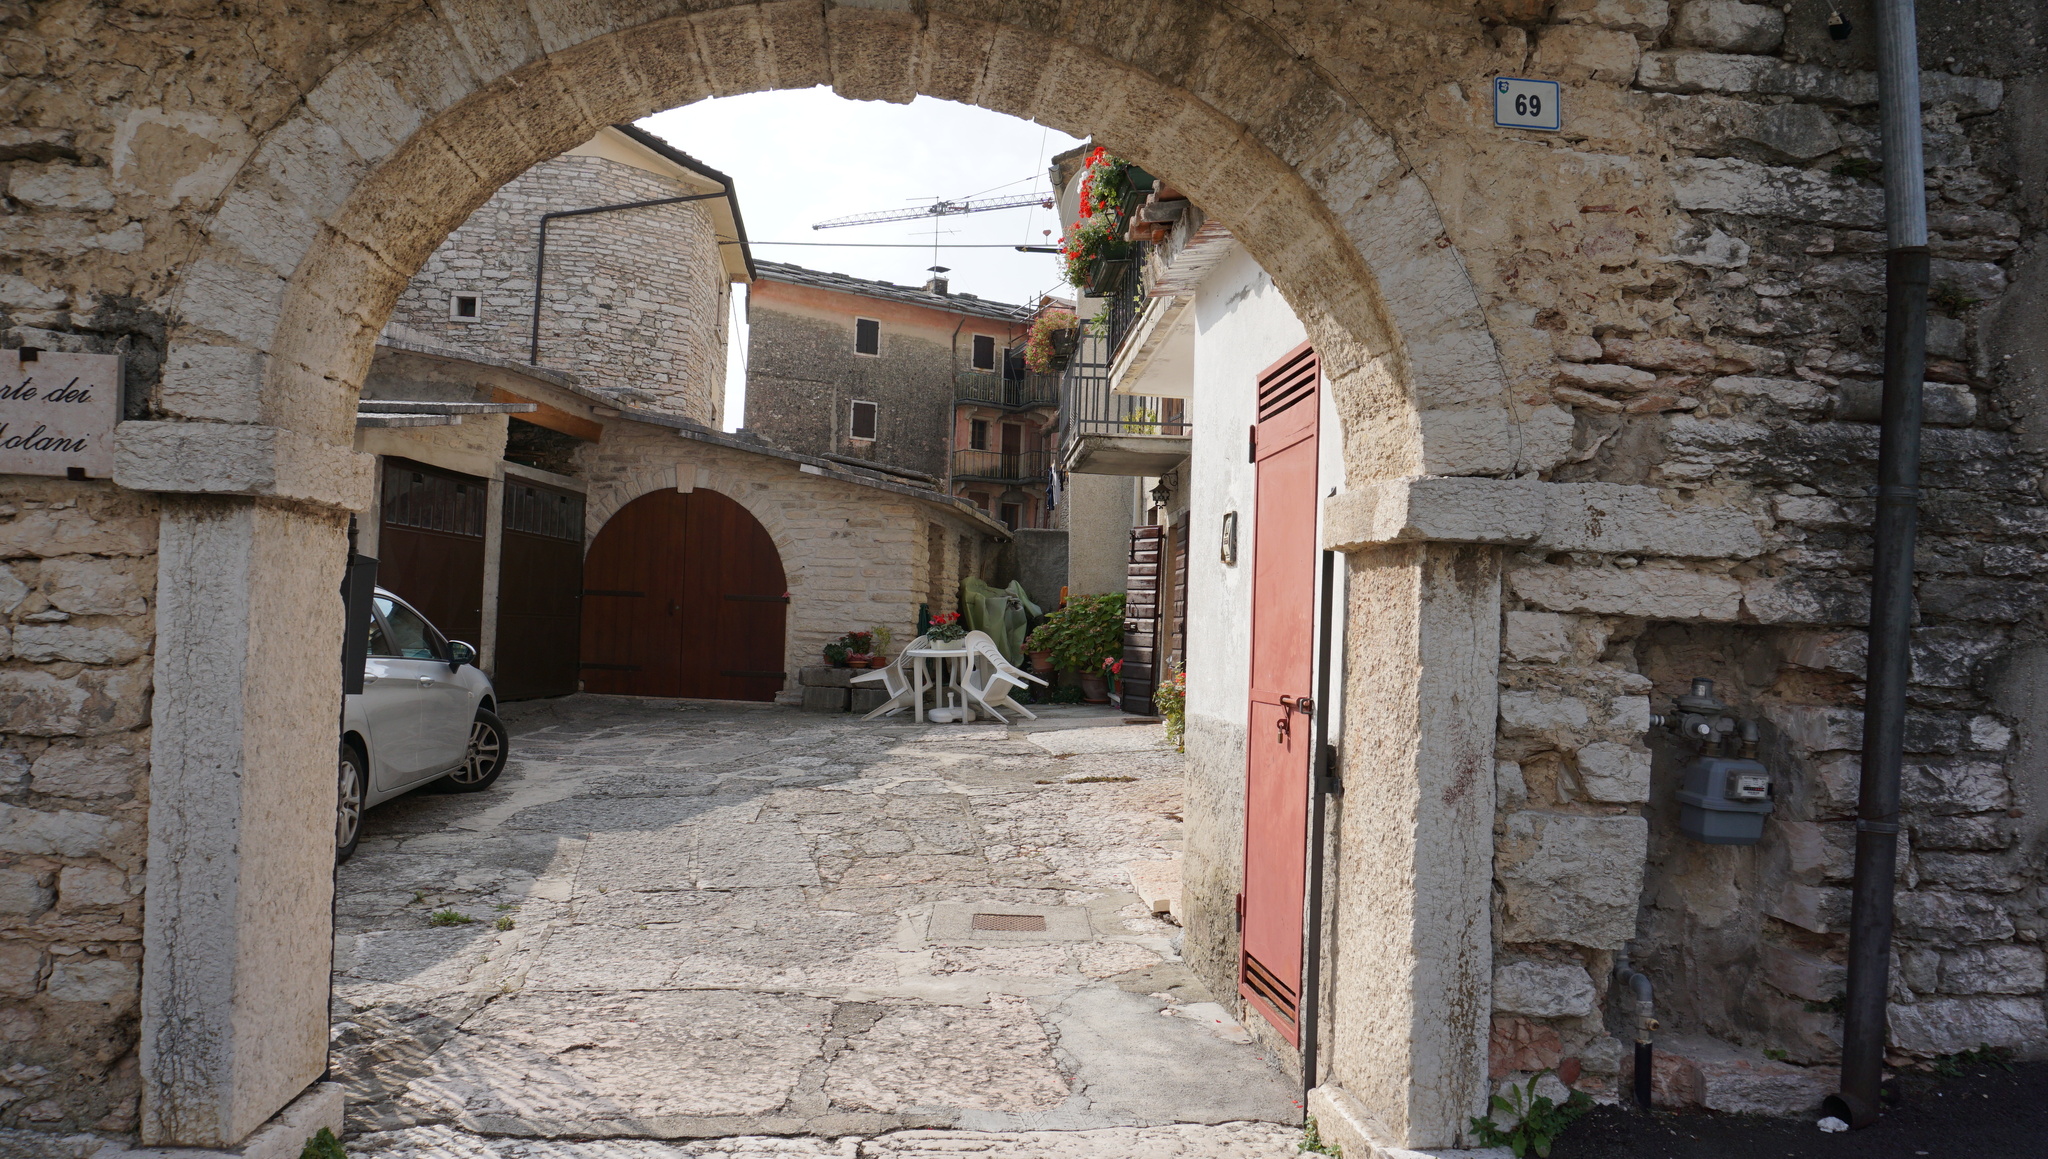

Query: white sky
[637,89,1086,430]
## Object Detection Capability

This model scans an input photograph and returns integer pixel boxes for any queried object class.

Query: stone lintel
[114,422,374,510]
[1323,476,1763,559]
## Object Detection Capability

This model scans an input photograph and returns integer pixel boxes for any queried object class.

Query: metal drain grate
[971,913,1048,932]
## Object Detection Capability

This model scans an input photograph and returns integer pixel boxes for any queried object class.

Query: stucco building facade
[744,263,1060,528]
[2,1,2046,1155]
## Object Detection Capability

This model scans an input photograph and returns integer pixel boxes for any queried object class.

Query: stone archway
[118,2,1521,1150]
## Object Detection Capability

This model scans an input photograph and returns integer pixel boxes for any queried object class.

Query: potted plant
[822,641,850,668]
[1036,593,1125,702]
[1059,147,1137,292]
[868,625,893,666]
[926,611,966,644]
[1153,662,1187,752]
[1102,656,1124,703]
[1024,621,1058,673]
[1024,309,1080,374]
[846,653,873,670]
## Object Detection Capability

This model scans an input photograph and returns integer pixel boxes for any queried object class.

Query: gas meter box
[1675,755,1774,845]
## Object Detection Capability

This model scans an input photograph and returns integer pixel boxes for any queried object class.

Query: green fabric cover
[959,577,1041,665]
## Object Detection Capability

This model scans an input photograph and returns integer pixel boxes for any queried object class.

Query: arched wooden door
[580,489,789,701]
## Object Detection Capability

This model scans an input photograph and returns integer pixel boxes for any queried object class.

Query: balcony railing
[1056,327,1191,442]
[1054,250,1190,448]
[952,449,1051,484]
[955,372,1061,410]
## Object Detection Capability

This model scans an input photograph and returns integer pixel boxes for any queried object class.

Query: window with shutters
[971,334,997,371]
[854,318,880,355]
[969,419,989,450]
[850,400,878,441]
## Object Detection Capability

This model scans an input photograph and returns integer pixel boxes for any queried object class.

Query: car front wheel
[337,743,367,864]
[441,708,507,792]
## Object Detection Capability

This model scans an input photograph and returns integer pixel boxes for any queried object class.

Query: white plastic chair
[852,634,930,720]
[960,631,1048,723]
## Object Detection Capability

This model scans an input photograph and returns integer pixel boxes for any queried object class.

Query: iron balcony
[951,449,1052,484]
[955,372,1061,410]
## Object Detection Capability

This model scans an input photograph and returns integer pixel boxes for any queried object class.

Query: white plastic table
[906,643,972,723]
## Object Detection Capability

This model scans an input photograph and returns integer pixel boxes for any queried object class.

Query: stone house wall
[387,153,729,426]
[355,341,1007,694]
[1457,0,2048,1104]
[0,479,157,1134]
[744,275,1031,483]
[572,417,1005,687]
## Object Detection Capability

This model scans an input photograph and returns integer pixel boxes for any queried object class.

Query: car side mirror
[447,641,477,671]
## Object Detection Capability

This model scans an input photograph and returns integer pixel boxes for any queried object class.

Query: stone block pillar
[1317,542,1500,1150]
[117,425,371,1147]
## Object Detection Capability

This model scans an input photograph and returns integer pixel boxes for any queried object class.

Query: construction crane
[811,191,1055,230]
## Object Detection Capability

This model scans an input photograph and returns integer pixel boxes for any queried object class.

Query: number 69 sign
[1494,77,1562,132]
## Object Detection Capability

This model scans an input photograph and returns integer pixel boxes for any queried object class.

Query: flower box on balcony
[1085,256,1132,298]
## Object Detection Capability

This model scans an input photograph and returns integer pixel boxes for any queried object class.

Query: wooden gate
[580,489,788,701]
[377,458,487,649]
[1240,342,1320,1044]
[494,479,584,700]
[1119,524,1164,715]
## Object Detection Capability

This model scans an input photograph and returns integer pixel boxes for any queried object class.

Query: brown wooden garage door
[493,479,584,700]
[579,488,788,701]
[377,458,486,650]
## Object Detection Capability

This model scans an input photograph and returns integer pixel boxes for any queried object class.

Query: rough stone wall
[387,155,727,425]
[0,479,155,1134]
[1433,0,2048,1095]
[572,420,999,688]
[744,298,963,480]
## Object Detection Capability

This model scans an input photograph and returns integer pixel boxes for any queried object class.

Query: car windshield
[372,597,440,660]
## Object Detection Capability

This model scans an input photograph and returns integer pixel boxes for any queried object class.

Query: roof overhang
[577,125,755,283]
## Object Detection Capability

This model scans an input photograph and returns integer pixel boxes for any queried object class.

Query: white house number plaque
[1494,77,1563,132]
[0,348,121,478]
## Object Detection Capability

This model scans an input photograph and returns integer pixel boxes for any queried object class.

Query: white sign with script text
[0,349,121,478]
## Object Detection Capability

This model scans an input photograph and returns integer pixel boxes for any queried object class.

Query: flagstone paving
[331,696,1301,1157]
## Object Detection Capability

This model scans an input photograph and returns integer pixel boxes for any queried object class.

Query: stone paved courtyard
[331,696,1302,1158]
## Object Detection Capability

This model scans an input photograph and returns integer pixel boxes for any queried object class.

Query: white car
[337,588,508,862]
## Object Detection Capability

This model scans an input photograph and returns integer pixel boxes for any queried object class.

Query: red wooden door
[580,489,788,700]
[1241,342,1320,1044]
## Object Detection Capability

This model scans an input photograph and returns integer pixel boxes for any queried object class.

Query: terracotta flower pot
[1029,650,1054,672]
[847,656,871,669]
[1078,674,1109,703]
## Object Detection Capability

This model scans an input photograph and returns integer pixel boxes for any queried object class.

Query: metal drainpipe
[527,191,729,366]
[1826,0,1929,1130]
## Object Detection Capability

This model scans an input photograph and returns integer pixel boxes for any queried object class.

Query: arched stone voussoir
[825,5,931,105]
[219,0,1513,487]
[695,1,833,97]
